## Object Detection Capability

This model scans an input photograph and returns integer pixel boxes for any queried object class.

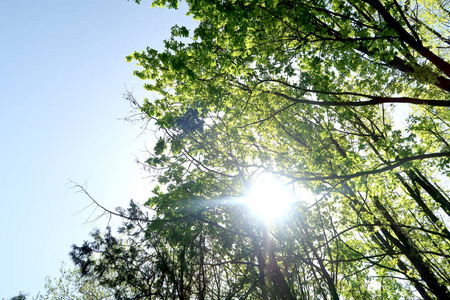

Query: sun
[244,173,298,223]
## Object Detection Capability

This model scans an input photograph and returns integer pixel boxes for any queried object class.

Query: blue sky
[0,0,195,297]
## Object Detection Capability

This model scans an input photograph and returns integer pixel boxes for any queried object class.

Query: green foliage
[8,293,28,300]
[73,0,450,299]
[39,263,113,300]
[3,292,41,300]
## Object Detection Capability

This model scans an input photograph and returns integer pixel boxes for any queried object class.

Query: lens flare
[245,174,297,222]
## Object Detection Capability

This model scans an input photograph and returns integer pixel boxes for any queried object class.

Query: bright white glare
[245,174,298,222]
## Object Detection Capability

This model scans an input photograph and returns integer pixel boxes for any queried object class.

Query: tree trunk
[374,197,450,300]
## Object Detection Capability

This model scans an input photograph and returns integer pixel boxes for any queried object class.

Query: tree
[3,292,41,300]
[7,293,28,300]
[40,263,113,300]
[73,0,450,299]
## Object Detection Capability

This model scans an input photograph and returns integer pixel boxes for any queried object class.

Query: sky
[0,0,196,297]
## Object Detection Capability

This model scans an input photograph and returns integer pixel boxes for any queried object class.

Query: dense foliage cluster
[71,0,450,299]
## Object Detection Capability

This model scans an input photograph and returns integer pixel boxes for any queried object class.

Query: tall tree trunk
[373,197,450,299]
[342,181,435,299]
[372,230,434,300]
[395,172,450,238]
[262,226,296,300]
[408,169,450,217]
[298,219,340,300]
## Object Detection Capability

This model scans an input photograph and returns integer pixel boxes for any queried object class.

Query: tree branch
[288,152,450,182]
[270,91,450,107]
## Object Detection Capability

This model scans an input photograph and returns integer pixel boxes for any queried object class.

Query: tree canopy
[72,0,450,299]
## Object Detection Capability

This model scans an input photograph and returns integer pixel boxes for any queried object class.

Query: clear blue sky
[0,0,195,297]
